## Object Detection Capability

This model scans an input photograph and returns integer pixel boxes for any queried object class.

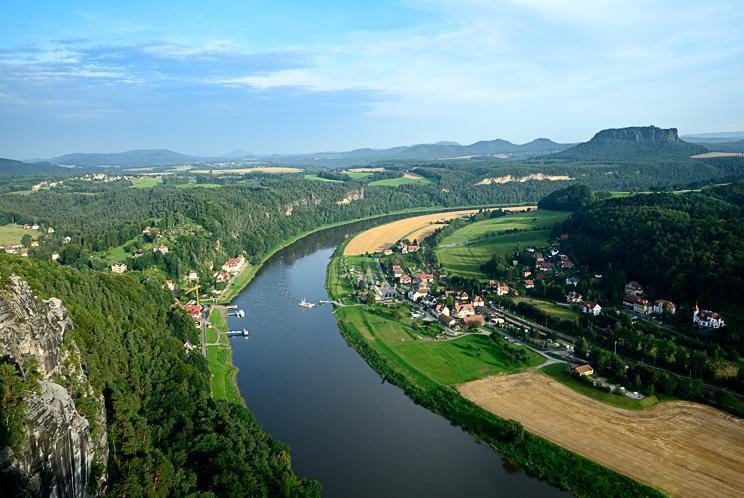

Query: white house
[653,299,677,316]
[221,255,246,274]
[111,263,127,274]
[582,301,602,316]
[454,303,476,319]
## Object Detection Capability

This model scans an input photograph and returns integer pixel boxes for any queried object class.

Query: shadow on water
[228,214,573,498]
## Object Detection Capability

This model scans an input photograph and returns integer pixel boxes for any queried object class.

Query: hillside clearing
[459,371,744,498]
[0,224,29,245]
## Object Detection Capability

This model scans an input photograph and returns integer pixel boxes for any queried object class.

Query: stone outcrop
[0,275,107,497]
[336,188,364,205]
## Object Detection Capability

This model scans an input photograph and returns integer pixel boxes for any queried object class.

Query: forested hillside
[0,256,319,496]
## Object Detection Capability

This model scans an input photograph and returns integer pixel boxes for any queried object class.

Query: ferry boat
[298,298,316,308]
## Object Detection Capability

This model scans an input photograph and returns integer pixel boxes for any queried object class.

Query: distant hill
[0,158,69,175]
[48,149,210,167]
[681,131,744,143]
[263,138,573,167]
[551,126,708,161]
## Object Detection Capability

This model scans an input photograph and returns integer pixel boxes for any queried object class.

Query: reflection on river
[228,217,571,498]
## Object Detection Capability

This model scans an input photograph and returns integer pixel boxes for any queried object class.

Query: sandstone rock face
[0,275,107,497]
[593,126,679,143]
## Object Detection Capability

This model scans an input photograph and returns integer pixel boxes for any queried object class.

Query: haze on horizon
[1,0,743,159]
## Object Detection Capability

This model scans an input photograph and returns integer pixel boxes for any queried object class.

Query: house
[3,245,16,254]
[47,226,55,234]
[463,315,485,328]
[187,270,199,282]
[392,264,403,278]
[561,260,574,269]
[623,294,651,314]
[408,288,428,302]
[142,226,153,235]
[23,224,30,230]
[566,277,579,286]
[407,244,420,252]
[496,284,510,296]
[51,252,60,261]
[522,269,532,278]
[165,280,176,291]
[401,246,409,254]
[455,291,469,302]
[63,236,72,244]
[524,279,535,289]
[438,314,458,329]
[30,240,39,248]
[536,261,554,272]
[215,271,231,283]
[31,224,39,230]
[653,299,677,316]
[574,364,594,377]
[399,274,412,284]
[582,301,601,316]
[434,304,450,316]
[418,273,435,284]
[20,248,29,257]
[383,248,393,256]
[472,295,485,307]
[624,281,644,296]
[155,245,169,255]
[183,340,197,352]
[221,255,246,274]
[183,304,202,320]
[566,291,583,304]
[454,303,475,318]
[111,263,127,273]
[693,306,725,328]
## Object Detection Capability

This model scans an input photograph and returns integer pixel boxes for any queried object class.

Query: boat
[298,298,316,308]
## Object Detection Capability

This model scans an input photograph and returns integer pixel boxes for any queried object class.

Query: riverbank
[206,305,243,405]
[324,245,664,498]
[203,202,532,405]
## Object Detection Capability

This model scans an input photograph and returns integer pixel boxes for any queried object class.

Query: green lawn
[129,177,163,188]
[540,363,662,410]
[346,171,373,180]
[206,306,243,405]
[368,176,432,187]
[0,224,30,245]
[434,210,570,279]
[304,174,342,183]
[511,296,581,323]
[336,304,542,389]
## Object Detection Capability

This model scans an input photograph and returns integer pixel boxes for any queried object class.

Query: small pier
[227,309,245,318]
[225,329,250,337]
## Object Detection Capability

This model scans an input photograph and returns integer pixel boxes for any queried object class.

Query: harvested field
[691,152,744,158]
[343,206,534,255]
[191,167,302,174]
[404,223,446,243]
[459,371,744,498]
[402,172,424,180]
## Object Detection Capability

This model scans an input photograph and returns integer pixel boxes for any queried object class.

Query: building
[496,284,510,296]
[155,245,169,255]
[142,226,152,235]
[472,295,485,307]
[31,224,39,230]
[582,301,601,316]
[418,273,435,284]
[20,248,29,257]
[383,248,393,256]
[454,303,475,318]
[574,364,594,377]
[693,306,725,328]
[51,252,60,261]
[434,304,450,316]
[524,279,535,289]
[111,263,127,273]
[182,304,202,321]
[463,315,485,328]
[455,291,469,302]
[183,340,197,352]
[221,255,246,274]
[408,288,428,302]
[63,236,72,244]
[624,281,644,296]
[566,277,579,286]
[47,226,55,234]
[438,314,458,329]
[392,264,403,278]
[566,291,583,304]
[653,299,677,316]
[165,280,176,291]
[399,274,412,284]
[623,294,651,314]
[215,271,231,283]
[187,270,199,282]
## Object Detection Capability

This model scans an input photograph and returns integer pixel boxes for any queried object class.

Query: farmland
[368,172,432,187]
[191,166,303,174]
[129,176,163,188]
[344,206,535,256]
[459,371,744,498]
[434,209,569,279]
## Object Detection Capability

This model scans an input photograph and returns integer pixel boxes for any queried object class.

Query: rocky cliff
[592,126,680,143]
[0,275,107,497]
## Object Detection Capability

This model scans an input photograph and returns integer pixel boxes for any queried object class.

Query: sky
[1,0,743,159]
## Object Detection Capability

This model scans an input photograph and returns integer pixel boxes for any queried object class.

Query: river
[227,217,570,498]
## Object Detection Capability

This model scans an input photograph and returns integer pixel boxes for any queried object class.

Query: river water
[228,218,570,498]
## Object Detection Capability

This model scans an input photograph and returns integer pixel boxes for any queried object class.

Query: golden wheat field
[459,371,744,498]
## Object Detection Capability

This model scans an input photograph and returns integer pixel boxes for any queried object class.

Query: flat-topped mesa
[592,126,680,144]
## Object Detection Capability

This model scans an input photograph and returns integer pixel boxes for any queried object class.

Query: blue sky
[1,0,743,158]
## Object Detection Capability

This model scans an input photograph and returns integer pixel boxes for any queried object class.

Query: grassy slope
[0,224,29,245]
[511,296,581,323]
[540,363,662,410]
[129,177,163,188]
[304,174,342,183]
[434,210,569,279]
